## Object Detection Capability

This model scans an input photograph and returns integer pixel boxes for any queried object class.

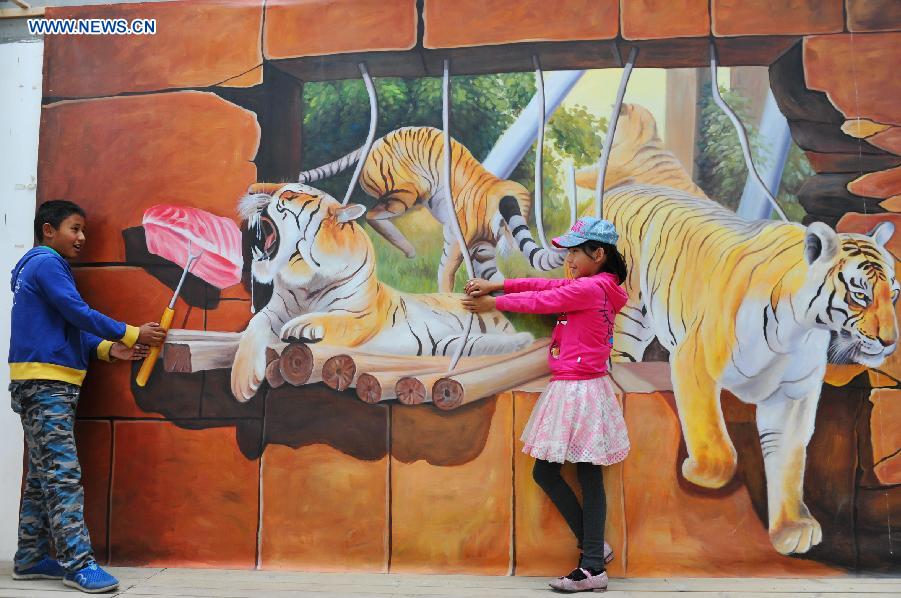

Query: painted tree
[301,74,605,232]
[301,74,604,336]
[695,85,812,221]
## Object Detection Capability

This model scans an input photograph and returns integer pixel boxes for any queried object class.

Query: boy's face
[42,214,86,259]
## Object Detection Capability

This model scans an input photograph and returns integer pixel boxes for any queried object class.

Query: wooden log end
[279,343,314,386]
[265,346,280,365]
[432,377,464,411]
[322,354,356,391]
[355,373,382,404]
[396,376,427,405]
[162,343,193,373]
[265,358,285,388]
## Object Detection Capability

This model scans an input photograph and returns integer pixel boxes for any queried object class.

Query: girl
[462,216,629,593]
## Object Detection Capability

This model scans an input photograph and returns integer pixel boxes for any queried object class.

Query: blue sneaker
[12,556,65,580]
[62,561,119,594]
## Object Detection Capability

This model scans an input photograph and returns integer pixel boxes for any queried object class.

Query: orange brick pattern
[38,92,259,264]
[109,422,259,567]
[848,166,901,200]
[804,33,901,126]
[712,0,843,36]
[868,128,901,156]
[423,0,619,48]
[36,0,901,577]
[621,0,710,40]
[264,0,417,59]
[75,421,111,564]
[64,382,896,574]
[259,444,388,571]
[846,0,901,33]
[622,393,838,576]
[44,1,264,98]
[868,390,901,485]
[390,395,513,574]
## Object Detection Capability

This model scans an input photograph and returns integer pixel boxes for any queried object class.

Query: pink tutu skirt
[521,376,630,465]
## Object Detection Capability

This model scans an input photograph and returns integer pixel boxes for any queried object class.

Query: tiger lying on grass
[231,182,533,402]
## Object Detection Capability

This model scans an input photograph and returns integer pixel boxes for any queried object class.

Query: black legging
[532,459,606,569]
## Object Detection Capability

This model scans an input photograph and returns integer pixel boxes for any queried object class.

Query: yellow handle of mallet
[134,245,202,387]
[135,306,175,387]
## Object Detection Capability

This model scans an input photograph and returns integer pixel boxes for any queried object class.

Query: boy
[8,200,166,593]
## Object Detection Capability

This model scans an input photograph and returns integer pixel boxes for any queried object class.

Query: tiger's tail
[298,146,364,183]
[498,196,565,271]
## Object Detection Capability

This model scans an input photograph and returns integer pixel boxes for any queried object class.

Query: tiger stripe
[299,126,564,290]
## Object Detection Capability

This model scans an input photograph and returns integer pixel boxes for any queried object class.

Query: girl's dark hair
[35,200,86,241]
[579,240,627,284]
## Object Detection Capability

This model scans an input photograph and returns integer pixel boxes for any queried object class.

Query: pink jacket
[495,273,628,380]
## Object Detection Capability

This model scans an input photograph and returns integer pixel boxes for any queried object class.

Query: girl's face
[565,245,606,278]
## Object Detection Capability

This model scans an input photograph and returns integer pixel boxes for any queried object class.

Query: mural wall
[35,0,900,575]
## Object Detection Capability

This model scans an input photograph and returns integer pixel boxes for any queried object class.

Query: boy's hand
[138,322,167,347]
[464,278,501,297]
[461,295,496,313]
[110,342,150,361]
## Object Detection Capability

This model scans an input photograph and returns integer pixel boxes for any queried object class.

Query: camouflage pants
[10,380,93,572]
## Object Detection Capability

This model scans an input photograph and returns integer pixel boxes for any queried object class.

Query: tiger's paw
[230,341,265,403]
[770,515,822,555]
[280,317,325,343]
[681,454,737,489]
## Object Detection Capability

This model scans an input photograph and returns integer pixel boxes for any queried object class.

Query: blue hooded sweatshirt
[8,246,139,385]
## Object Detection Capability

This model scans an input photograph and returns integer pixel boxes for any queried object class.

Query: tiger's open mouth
[252,214,279,260]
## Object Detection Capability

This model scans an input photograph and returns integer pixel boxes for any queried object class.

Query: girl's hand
[464,278,501,297]
[111,342,150,361]
[461,295,496,313]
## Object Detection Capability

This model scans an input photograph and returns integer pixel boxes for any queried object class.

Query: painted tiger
[575,103,707,198]
[575,183,899,553]
[298,126,564,292]
[231,182,533,402]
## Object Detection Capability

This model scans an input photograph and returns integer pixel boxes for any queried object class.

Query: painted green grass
[364,208,558,339]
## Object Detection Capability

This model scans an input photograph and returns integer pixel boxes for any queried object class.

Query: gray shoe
[549,568,608,593]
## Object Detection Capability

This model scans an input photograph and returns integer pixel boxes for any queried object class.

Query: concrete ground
[1,563,900,597]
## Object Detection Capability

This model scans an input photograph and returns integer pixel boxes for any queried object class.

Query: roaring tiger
[577,108,900,555]
[231,182,533,402]
[298,126,564,292]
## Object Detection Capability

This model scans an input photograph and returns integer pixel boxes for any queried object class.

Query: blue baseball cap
[552,217,619,248]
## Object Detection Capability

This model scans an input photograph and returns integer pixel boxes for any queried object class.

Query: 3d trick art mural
[33,0,900,576]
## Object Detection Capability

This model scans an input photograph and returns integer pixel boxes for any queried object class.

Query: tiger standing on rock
[577,105,900,555]
[230,182,533,402]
